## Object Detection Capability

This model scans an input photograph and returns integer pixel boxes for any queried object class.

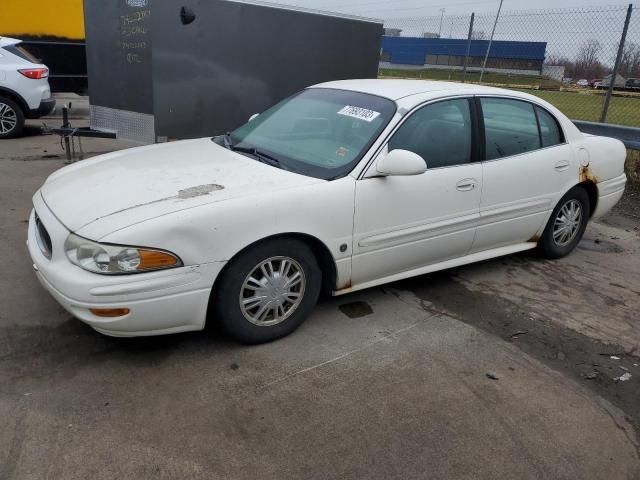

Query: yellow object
[0,0,85,40]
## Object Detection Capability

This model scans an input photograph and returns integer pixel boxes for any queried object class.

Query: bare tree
[545,54,568,65]
[574,39,605,79]
[471,30,487,40]
[620,42,640,78]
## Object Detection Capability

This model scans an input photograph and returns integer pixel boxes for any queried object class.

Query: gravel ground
[613,178,640,220]
[398,181,640,437]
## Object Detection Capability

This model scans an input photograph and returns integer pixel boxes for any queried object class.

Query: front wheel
[213,238,322,344]
[538,187,590,259]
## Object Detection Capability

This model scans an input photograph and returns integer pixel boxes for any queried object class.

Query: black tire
[213,238,322,344]
[538,187,590,259]
[0,96,25,139]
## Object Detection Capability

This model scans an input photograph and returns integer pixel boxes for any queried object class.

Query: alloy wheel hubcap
[239,256,306,326]
[0,102,17,134]
[553,199,582,247]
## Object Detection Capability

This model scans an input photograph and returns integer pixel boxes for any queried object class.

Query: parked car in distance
[597,75,628,90]
[576,79,589,88]
[588,79,602,88]
[27,80,627,343]
[0,36,55,138]
[624,78,640,91]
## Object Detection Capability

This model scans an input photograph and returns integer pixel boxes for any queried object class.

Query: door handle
[554,160,570,171]
[456,179,477,192]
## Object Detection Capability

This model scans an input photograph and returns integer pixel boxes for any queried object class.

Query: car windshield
[227,88,396,180]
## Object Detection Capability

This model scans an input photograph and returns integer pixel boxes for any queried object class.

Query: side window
[481,98,540,160]
[388,98,472,169]
[3,44,39,63]
[536,106,563,147]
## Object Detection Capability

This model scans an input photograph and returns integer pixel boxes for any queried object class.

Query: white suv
[0,37,56,138]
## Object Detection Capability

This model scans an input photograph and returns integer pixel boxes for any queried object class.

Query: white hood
[40,138,321,238]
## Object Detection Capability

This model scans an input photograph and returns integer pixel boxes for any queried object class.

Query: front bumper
[27,192,225,337]
[28,97,56,118]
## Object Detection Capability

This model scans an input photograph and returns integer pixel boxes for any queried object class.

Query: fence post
[600,3,633,123]
[462,13,475,83]
[479,0,504,83]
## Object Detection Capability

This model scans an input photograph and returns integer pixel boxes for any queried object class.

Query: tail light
[18,68,49,79]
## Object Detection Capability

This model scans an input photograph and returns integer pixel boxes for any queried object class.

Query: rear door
[472,96,574,252]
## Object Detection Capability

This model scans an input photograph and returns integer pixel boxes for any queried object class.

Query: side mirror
[248,113,259,122]
[374,149,427,177]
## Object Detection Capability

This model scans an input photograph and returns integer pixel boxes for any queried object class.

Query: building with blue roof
[380,36,547,75]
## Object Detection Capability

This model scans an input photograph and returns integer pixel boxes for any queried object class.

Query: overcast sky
[269,0,628,19]
[264,0,637,65]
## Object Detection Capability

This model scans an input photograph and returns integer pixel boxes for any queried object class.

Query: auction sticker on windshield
[337,105,381,122]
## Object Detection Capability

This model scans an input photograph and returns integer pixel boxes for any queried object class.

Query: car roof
[0,37,21,47]
[311,79,508,101]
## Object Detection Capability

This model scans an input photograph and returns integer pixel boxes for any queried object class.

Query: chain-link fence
[379,5,640,128]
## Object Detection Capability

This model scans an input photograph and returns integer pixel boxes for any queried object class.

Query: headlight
[64,233,182,274]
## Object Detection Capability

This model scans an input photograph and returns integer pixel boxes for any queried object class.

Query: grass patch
[517,90,640,127]
[379,68,561,89]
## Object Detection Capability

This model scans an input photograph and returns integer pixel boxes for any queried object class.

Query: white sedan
[28,80,627,343]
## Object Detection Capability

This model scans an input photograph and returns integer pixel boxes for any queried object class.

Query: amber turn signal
[89,308,131,318]
[137,250,180,270]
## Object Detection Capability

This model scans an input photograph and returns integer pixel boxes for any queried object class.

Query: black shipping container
[83,0,383,143]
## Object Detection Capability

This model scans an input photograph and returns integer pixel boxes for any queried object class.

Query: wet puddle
[338,301,374,318]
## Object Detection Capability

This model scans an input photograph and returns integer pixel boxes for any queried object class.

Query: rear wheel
[0,97,25,139]
[538,187,590,259]
[213,238,322,344]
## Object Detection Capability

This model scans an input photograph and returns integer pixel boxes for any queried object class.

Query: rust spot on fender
[334,279,353,295]
[528,234,540,243]
[579,165,598,184]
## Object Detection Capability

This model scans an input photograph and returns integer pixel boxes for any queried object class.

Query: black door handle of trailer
[180,6,196,25]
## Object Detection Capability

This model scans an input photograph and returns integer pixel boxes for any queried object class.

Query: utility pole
[479,0,504,82]
[438,8,445,37]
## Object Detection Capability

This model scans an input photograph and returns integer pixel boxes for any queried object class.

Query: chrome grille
[34,213,52,260]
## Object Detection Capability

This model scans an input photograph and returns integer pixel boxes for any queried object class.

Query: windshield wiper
[223,132,234,150]
[232,145,282,168]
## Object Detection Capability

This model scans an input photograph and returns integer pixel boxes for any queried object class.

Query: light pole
[438,8,445,37]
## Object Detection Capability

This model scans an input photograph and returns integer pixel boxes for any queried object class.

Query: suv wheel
[0,96,25,139]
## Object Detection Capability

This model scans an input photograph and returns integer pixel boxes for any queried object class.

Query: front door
[352,97,482,286]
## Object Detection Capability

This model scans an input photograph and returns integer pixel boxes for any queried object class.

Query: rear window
[481,97,540,160]
[535,106,563,147]
[2,44,39,63]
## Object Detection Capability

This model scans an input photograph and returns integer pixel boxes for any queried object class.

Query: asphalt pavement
[1,123,638,479]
